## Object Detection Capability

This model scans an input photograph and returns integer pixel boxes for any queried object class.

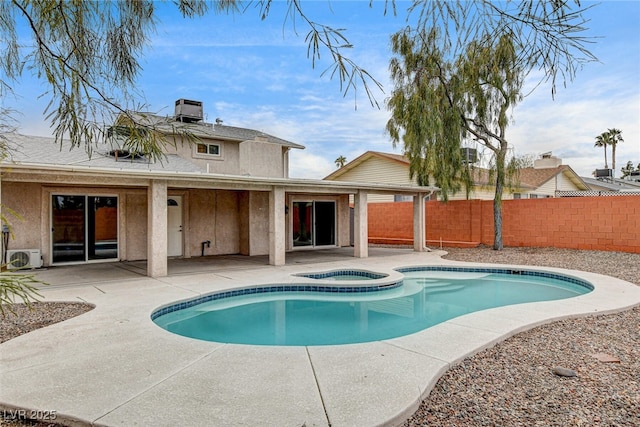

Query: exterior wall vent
[175,99,203,123]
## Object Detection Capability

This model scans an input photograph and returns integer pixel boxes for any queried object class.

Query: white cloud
[289,151,335,179]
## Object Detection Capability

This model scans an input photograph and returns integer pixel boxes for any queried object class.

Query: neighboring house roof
[324,151,410,181]
[326,150,589,191]
[511,165,589,191]
[120,112,305,149]
[581,176,640,191]
[3,133,205,173]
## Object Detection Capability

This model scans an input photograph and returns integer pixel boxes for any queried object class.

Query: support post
[413,192,426,252]
[354,190,368,258]
[269,186,286,266]
[147,180,168,277]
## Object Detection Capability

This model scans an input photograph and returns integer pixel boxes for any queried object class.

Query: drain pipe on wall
[201,240,211,257]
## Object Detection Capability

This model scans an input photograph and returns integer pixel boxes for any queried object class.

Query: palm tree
[594,132,611,169]
[335,155,347,168]
[607,128,623,178]
[621,161,634,179]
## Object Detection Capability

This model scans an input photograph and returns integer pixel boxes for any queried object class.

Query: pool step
[413,279,466,294]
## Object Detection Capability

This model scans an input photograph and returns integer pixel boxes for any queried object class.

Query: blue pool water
[152,267,592,346]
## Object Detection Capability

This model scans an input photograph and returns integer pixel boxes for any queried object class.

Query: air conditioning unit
[6,249,43,270]
[175,99,203,123]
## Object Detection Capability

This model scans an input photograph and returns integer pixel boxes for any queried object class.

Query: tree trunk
[612,144,616,178]
[493,147,506,250]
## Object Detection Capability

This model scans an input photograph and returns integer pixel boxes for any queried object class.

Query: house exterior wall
[447,187,496,201]
[2,182,42,251]
[187,189,241,256]
[164,135,288,178]
[124,191,148,260]
[239,191,270,256]
[330,157,415,203]
[1,178,356,267]
[239,141,286,178]
[367,195,640,253]
[165,137,242,175]
[1,182,252,265]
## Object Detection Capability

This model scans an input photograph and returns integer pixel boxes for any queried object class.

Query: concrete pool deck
[1,248,640,427]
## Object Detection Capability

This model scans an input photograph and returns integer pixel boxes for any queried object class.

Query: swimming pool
[152,266,592,346]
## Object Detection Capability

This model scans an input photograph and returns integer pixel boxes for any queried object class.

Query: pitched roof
[326,151,589,191]
[324,151,408,180]
[121,112,304,149]
[2,133,204,173]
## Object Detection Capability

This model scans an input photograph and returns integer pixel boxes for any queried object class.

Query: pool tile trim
[151,266,593,321]
[294,269,388,280]
[397,266,593,290]
[151,281,402,320]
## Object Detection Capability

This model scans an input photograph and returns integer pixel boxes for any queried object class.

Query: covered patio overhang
[0,163,438,277]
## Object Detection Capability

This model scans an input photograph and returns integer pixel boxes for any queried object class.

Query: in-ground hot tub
[293,269,389,281]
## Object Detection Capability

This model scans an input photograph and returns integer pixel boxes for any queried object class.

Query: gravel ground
[404,246,640,427]
[1,247,639,427]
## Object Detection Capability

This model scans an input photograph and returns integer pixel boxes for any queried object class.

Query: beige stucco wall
[239,191,270,256]
[337,194,351,246]
[187,189,241,256]
[164,136,241,175]
[124,191,148,260]
[239,141,286,178]
[1,182,42,253]
[163,135,288,178]
[2,179,353,267]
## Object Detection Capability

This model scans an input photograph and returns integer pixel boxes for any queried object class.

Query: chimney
[534,152,562,169]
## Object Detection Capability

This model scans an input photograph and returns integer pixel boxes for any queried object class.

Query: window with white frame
[196,142,221,156]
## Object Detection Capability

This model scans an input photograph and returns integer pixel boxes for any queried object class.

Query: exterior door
[292,200,336,248]
[167,196,183,257]
[51,195,118,264]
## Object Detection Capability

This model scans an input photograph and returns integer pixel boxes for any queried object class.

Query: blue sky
[8,0,640,179]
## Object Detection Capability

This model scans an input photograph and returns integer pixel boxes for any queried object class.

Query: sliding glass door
[292,201,336,248]
[52,195,118,263]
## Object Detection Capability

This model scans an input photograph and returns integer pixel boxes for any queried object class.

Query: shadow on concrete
[29,246,417,288]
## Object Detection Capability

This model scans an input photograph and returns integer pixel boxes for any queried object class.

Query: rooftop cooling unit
[175,99,203,123]
[6,249,42,270]
[595,169,612,178]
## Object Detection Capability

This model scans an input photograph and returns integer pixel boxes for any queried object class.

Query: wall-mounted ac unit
[6,249,43,270]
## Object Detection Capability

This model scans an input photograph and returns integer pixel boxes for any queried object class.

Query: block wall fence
[367,195,639,254]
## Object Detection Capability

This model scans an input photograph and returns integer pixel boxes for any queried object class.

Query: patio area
[1,247,639,426]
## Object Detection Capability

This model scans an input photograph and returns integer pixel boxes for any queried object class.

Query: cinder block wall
[367,195,640,253]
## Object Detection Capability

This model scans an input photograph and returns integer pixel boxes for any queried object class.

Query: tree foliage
[387,28,525,249]
[594,128,624,177]
[607,128,624,177]
[1,1,596,161]
[0,0,384,161]
[0,271,44,317]
[594,131,612,169]
[385,1,595,250]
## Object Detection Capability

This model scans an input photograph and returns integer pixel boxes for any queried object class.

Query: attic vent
[175,99,203,123]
